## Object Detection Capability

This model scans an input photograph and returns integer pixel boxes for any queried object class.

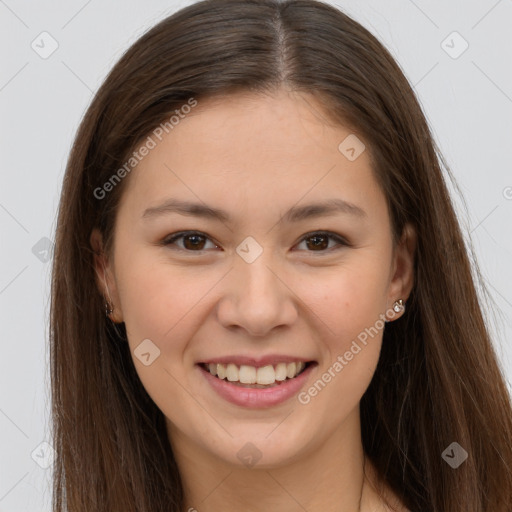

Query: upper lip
[198,355,316,368]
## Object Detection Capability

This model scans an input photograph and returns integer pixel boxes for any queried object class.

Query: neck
[169,407,371,512]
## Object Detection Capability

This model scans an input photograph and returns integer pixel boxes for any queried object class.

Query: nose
[216,253,298,337]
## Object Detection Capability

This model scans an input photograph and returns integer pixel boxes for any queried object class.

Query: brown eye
[305,234,329,250]
[161,230,349,254]
[163,231,218,251]
[296,231,349,252]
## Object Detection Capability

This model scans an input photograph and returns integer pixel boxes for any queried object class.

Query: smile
[200,361,311,387]
[197,361,317,408]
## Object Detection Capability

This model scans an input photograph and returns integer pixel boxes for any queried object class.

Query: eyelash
[160,230,351,254]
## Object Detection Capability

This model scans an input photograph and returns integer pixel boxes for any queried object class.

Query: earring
[105,298,114,318]
[393,299,405,313]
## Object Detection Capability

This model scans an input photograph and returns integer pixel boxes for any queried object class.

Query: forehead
[118,89,385,226]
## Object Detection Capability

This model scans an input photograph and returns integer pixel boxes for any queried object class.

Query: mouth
[197,360,317,389]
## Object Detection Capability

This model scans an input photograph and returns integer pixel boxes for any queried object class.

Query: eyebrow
[142,197,367,223]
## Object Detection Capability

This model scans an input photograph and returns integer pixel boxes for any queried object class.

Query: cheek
[301,265,388,392]
[117,259,207,347]
[307,262,388,337]
[114,256,211,416]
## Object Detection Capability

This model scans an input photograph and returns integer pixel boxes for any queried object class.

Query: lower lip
[197,363,317,408]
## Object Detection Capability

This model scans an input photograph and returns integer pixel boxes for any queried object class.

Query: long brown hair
[49,0,512,510]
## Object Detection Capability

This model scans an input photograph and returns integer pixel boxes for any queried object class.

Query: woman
[49,0,512,510]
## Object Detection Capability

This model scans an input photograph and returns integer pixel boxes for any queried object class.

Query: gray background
[1,0,511,510]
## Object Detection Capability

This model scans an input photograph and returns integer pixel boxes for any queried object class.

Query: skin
[91,88,416,511]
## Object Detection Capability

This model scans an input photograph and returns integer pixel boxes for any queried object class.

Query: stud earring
[105,298,114,318]
[393,299,405,313]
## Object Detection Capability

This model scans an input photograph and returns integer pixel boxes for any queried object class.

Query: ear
[386,222,416,321]
[90,228,123,323]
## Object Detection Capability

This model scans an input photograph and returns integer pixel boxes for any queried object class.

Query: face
[92,88,415,469]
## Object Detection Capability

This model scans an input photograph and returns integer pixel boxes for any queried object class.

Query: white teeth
[216,364,226,380]
[205,361,307,385]
[256,365,275,385]
[286,362,297,379]
[239,365,256,384]
[274,363,288,381]
[226,363,238,382]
